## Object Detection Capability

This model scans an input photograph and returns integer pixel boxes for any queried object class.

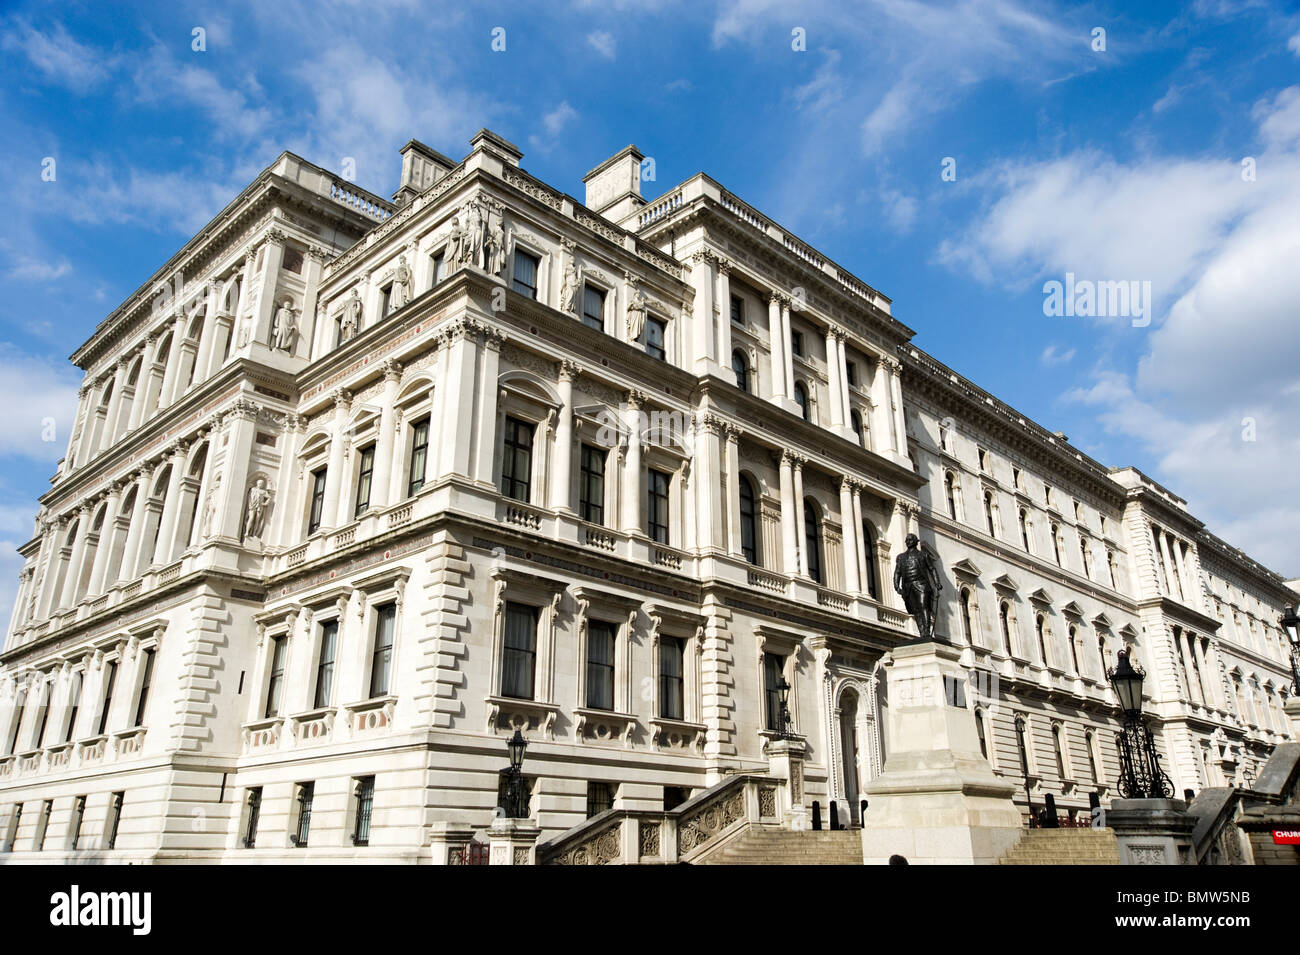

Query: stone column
[621,392,644,534]
[193,305,219,385]
[151,443,189,565]
[550,361,576,512]
[1172,541,1195,607]
[299,250,327,360]
[781,299,795,398]
[716,260,733,370]
[126,339,156,432]
[766,737,810,830]
[768,293,788,402]
[437,321,480,481]
[1182,630,1206,706]
[116,469,153,584]
[473,329,503,485]
[779,451,798,575]
[1157,532,1179,599]
[851,485,870,597]
[252,232,286,347]
[690,252,715,370]
[724,426,741,556]
[825,326,844,429]
[270,415,305,547]
[870,359,896,456]
[694,415,723,553]
[837,334,852,426]
[792,456,808,577]
[839,478,861,595]
[85,483,124,597]
[369,361,402,512]
[34,519,67,619]
[888,358,908,459]
[1191,637,1218,710]
[159,314,187,408]
[58,504,95,609]
[321,390,351,532]
[101,359,129,450]
[213,402,260,543]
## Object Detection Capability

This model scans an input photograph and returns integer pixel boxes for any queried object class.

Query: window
[1069,625,1081,674]
[1013,466,1022,490]
[3,804,21,852]
[1019,509,1031,552]
[862,522,879,599]
[1106,549,1117,588]
[34,799,52,851]
[313,620,338,709]
[586,781,614,818]
[648,468,671,544]
[664,786,690,811]
[1079,537,1092,578]
[308,467,327,535]
[512,249,539,299]
[943,471,958,520]
[1044,484,1053,507]
[242,788,262,848]
[1097,634,1108,676]
[64,671,83,743]
[33,683,50,749]
[790,330,804,357]
[1086,731,1102,784]
[977,448,988,472]
[97,662,117,736]
[803,500,822,584]
[1053,725,1068,780]
[352,776,375,846]
[983,490,997,537]
[1035,615,1049,667]
[581,285,606,331]
[845,361,858,387]
[369,603,396,699]
[292,783,314,848]
[1072,500,1081,521]
[407,420,429,496]
[105,792,123,849]
[133,648,155,727]
[738,475,758,565]
[69,795,86,850]
[264,636,288,718]
[500,416,534,502]
[939,424,950,452]
[960,587,975,644]
[502,603,538,700]
[793,382,809,421]
[764,653,787,732]
[999,602,1014,656]
[379,284,392,319]
[659,636,685,720]
[730,294,744,325]
[354,444,375,518]
[5,692,25,754]
[585,621,616,711]
[579,444,606,524]
[850,409,863,444]
[1050,523,1062,566]
[975,708,988,758]
[644,316,666,361]
[430,251,446,286]
[732,350,749,392]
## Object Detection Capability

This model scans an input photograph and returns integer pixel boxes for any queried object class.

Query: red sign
[1272,830,1300,845]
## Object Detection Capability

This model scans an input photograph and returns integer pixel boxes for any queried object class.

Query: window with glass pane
[659,636,684,720]
[293,782,314,847]
[33,685,49,749]
[500,416,534,502]
[730,294,744,325]
[764,654,786,731]
[794,382,809,420]
[582,285,605,331]
[242,787,262,848]
[64,672,82,743]
[308,467,327,535]
[502,603,538,700]
[862,522,879,598]
[512,250,539,298]
[648,469,670,544]
[851,410,862,442]
[352,776,375,846]
[586,621,616,710]
[105,792,123,850]
[97,662,116,736]
[791,330,804,356]
[803,501,822,583]
[586,781,614,818]
[264,637,288,718]
[70,795,86,849]
[5,692,24,755]
[579,444,606,524]
[354,444,375,518]
[732,350,748,391]
[644,316,666,360]
[407,420,429,496]
[314,620,338,709]
[133,648,155,727]
[35,799,52,851]
[379,285,392,319]
[369,604,396,698]
[739,476,758,565]
[431,251,446,286]
[845,361,858,386]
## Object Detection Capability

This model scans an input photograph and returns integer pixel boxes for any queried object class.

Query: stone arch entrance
[839,687,862,824]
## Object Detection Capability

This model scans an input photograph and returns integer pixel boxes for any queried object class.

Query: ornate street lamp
[1107,649,1173,799]
[1014,714,1033,823]
[776,676,794,740]
[502,729,529,819]
[1278,606,1300,695]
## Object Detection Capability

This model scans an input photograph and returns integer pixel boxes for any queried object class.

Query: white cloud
[0,19,112,93]
[0,345,80,462]
[1040,345,1076,365]
[541,101,578,138]
[6,256,72,282]
[587,30,616,59]
[1289,31,1300,56]
[130,44,273,140]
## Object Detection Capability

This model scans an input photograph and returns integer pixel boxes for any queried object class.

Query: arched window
[959,586,975,645]
[1068,625,1080,674]
[793,382,809,421]
[1086,730,1102,784]
[861,521,879,599]
[1019,508,1031,552]
[1050,523,1062,566]
[732,350,749,392]
[1079,537,1092,578]
[738,474,758,566]
[1097,633,1108,676]
[943,471,958,520]
[850,409,863,446]
[1035,614,1049,667]
[803,499,822,584]
[974,707,988,758]
[999,601,1014,657]
[1052,725,1067,780]
[983,489,997,537]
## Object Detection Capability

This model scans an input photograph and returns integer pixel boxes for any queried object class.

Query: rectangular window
[407,420,429,496]
[730,294,744,325]
[242,787,262,848]
[501,603,538,700]
[585,621,616,711]
[647,468,671,544]
[379,285,392,319]
[791,330,804,357]
[431,251,446,286]
[582,285,606,331]
[500,416,535,502]
[586,781,614,819]
[4,692,24,755]
[2,804,20,852]
[97,662,117,737]
[579,444,606,525]
[293,782,314,848]
[512,250,539,299]
[644,316,666,361]
[64,672,83,743]
[105,792,123,850]
[69,795,86,850]
[308,468,327,535]
[352,776,375,847]
[313,620,338,709]
[33,686,50,750]
[264,636,288,718]
[659,636,684,721]
[764,654,786,732]
[354,444,375,518]
[34,799,52,851]
[845,361,858,387]
[369,603,396,699]
[132,649,155,728]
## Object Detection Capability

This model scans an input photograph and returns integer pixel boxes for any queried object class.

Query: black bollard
[860,799,868,824]
[828,800,839,830]
[1183,788,1195,803]
[1042,793,1059,828]
[812,800,822,831]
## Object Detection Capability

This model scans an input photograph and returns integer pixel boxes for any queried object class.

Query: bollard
[812,800,822,831]
[1042,793,1059,828]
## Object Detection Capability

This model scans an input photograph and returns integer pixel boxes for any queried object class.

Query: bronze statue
[893,533,942,641]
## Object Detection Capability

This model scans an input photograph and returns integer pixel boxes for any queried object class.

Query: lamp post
[776,676,794,740]
[502,729,528,819]
[1107,649,1173,799]
[1278,605,1300,696]
[1014,714,1033,824]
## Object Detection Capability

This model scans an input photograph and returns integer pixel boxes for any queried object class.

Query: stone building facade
[0,131,1294,863]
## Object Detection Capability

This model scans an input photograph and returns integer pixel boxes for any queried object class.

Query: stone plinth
[1108,798,1195,865]
[861,640,1022,864]
[487,816,541,865]
[1285,697,1300,738]
[428,822,476,865]
[765,736,809,831]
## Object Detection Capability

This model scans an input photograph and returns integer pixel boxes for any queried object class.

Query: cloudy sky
[1,0,1298,630]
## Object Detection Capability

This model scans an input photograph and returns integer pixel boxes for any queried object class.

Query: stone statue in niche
[486,205,506,275]
[560,257,581,314]
[468,198,488,270]
[199,473,221,539]
[448,215,466,266]
[893,533,943,642]
[625,286,648,341]
[236,318,251,348]
[390,254,413,309]
[340,288,362,342]
[242,478,272,541]
[271,299,297,352]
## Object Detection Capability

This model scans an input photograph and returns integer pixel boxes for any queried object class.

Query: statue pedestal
[861,640,1022,865]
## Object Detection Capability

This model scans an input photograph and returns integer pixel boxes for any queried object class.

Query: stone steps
[700,828,864,865]
[999,828,1121,865]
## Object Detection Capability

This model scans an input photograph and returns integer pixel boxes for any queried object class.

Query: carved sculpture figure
[468,199,487,270]
[560,258,581,313]
[626,286,648,341]
[893,533,943,641]
[243,478,271,540]
[448,215,466,266]
[199,473,221,538]
[390,254,412,309]
[487,206,506,275]
[340,288,362,342]
[271,299,297,352]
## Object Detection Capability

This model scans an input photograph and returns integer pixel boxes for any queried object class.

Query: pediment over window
[951,558,982,579]
[1091,612,1114,629]
[1028,588,1052,606]
[1118,623,1139,640]
[992,573,1020,593]
[1061,601,1085,618]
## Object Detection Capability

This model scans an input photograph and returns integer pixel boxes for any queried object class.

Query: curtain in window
[369,604,396,698]
[586,621,615,710]
[502,603,538,699]
[659,636,684,720]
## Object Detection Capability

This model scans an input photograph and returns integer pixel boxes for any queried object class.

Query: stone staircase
[998,828,1121,865]
[698,826,865,865]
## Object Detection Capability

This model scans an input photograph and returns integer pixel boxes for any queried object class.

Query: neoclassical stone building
[0,131,1293,863]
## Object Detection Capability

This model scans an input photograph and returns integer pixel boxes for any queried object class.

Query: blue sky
[2,0,1299,627]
